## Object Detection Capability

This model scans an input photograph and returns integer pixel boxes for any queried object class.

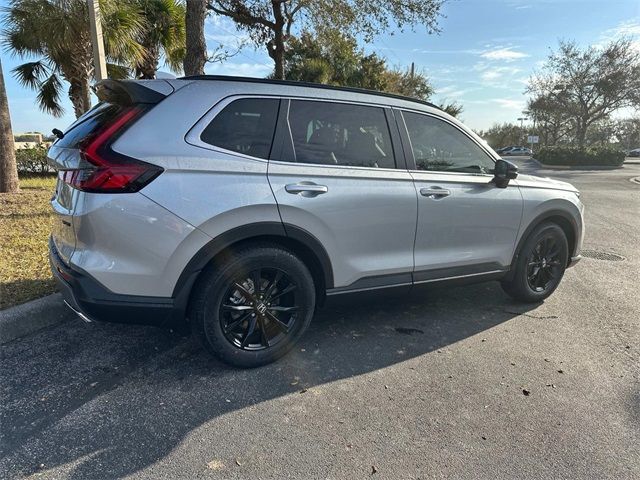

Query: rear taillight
[63,106,163,193]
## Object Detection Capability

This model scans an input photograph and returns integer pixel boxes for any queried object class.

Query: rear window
[200,98,280,160]
[54,103,123,149]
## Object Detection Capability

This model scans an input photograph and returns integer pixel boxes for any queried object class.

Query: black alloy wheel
[220,268,299,351]
[526,235,564,293]
[190,244,316,368]
[501,222,568,303]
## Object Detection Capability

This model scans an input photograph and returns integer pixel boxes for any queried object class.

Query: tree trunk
[184,0,207,76]
[68,77,91,118]
[0,58,19,194]
[268,38,285,80]
[136,42,160,79]
[575,120,588,149]
[268,1,286,79]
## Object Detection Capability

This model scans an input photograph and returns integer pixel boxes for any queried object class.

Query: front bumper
[49,237,183,327]
[568,255,582,268]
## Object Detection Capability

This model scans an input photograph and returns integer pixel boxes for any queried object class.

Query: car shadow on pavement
[0,281,539,479]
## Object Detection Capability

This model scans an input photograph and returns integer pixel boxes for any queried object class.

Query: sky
[1,0,639,135]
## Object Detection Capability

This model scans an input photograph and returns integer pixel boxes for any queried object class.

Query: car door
[268,99,417,292]
[396,109,523,282]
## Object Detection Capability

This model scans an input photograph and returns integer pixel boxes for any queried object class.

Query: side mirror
[493,159,518,188]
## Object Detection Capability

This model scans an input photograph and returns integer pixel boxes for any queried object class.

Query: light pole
[87,0,107,81]
[517,117,528,129]
[517,116,528,145]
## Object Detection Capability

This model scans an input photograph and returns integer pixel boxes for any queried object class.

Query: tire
[501,222,569,303]
[189,244,316,368]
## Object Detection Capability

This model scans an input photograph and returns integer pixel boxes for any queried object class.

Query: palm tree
[134,0,185,79]
[0,58,19,194]
[3,0,145,118]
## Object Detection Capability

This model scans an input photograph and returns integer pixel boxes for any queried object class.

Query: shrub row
[535,146,626,166]
[15,145,52,174]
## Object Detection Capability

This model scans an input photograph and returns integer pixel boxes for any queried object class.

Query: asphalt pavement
[1,158,638,479]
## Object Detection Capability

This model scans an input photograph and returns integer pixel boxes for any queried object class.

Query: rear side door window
[402,111,495,174]
[286,100,396,169]
[200,98,280,160]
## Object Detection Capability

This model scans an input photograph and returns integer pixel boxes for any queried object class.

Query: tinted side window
[201,98,279,159]
[402,111,495,174]
[288,100,395,169]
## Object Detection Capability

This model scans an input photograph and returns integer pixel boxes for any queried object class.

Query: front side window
[402,111,495,174]
[200,98,279,159]
[287,100,395,169]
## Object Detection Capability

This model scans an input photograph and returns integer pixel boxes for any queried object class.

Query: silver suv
[48,76,584,367]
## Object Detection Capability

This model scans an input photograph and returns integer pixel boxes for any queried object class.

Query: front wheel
[501,223,569,303]
[190,244,316,367]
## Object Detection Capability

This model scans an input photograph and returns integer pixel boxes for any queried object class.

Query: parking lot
[1,158,638,479]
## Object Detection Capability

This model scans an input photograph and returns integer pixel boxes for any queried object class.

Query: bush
[15,144,51,174]
[535,146,626,166]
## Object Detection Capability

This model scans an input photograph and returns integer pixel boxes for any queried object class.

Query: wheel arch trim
[512,209,580,269]
[171,222,334,300]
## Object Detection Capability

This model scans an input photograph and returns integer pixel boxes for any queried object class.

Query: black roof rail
[179,75,442,111]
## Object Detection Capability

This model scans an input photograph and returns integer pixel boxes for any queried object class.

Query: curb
[0,293,71,345]
[531,157,624,170]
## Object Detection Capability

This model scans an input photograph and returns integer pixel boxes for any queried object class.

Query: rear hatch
[48,80,171,264]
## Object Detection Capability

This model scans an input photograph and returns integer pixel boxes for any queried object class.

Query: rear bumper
[49,237,184,327]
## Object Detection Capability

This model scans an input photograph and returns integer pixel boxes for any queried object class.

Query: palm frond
[107,62,132,79]
[36,73,64,117]
[12,60,49,89]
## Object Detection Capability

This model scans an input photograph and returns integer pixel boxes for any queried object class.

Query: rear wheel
[501,223,569,303]
[190,244,315,367]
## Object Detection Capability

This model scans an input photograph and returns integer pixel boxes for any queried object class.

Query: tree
[527,39,640,148]
[382,67,433,100]
[283,31,434,102]
[0,58,19,194]
[614,117,640,151]
[184,0,207,75]
[439,101,463,118]
[283,31,387,90]
[135,0,186,79]
[477,123,527,149]
[208,0,444,80]
[526,94,572,146]
[3,0,145,118]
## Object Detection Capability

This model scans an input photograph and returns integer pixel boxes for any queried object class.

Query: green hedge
[15,145,51,174]
[535,146,626,166]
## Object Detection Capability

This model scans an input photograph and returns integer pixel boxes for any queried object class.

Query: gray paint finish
[46,77,585,301]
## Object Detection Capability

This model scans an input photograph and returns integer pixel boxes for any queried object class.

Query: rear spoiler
[93,79,172,106]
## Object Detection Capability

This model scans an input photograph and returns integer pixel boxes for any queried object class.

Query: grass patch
[0,175,58,309]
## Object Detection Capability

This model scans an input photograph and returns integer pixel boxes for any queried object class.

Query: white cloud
[474,65,523,86]
[599,19,640,53]
[480,47,529,61]
[204,61,273,78]
[493,98,526,110]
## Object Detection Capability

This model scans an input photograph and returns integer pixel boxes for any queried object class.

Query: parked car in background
[628,148,640,157]
[501,146,533,156]
[496,145,518,154]
[47,76,584,367]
